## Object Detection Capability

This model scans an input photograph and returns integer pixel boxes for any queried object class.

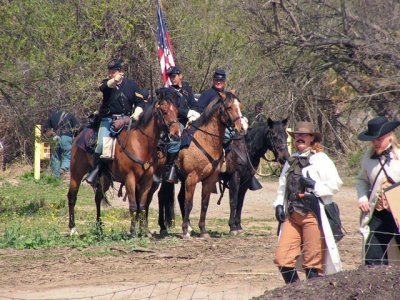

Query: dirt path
[0,179,362,300]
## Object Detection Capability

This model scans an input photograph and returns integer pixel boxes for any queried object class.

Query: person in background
[247,101,267,127]
[273,121,342,283]
[356,116,400,265]
[163,66,200,183]
[86,59,145,185]
[44,110,80,178]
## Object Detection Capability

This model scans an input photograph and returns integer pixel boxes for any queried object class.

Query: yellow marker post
[34,125,41,180]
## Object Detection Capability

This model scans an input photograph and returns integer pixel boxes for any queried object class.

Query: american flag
[157,0,175,87]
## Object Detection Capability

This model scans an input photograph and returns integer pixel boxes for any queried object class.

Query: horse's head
[265,117,290,165]
[218,91,245,134]
[155,88,181,140]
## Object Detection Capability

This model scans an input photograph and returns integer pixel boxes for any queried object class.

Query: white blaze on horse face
[233,98,245,133]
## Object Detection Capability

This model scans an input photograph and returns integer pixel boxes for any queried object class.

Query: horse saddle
[77,127,97,154]
[180,125,197,149]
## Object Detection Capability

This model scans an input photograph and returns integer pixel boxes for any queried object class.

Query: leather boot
[163,152,179,184]
[279,267,299,284]
[305,268,320,279]
[249,176,262,191]
[86,153,101,186]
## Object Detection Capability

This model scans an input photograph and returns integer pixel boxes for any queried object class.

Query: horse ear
[267,117,274,128]
[230,88,237,96]
[282,117,289,127]
[218,92,226,101]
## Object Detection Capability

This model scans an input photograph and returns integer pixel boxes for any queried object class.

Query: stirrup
[86,165,100,186]
[164,165,178,184]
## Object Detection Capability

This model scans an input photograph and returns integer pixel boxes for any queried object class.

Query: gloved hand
[53,135,61,141]
[300,172,316,190]
[275,205,286,222]
[298,192,318,204]
[131,107,144,121]
[187,109,200,122]
[241,116,249,133]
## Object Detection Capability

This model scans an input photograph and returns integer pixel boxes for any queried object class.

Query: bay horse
[67,88,181,236]
[223,118,290,234]
[176,91,244,239]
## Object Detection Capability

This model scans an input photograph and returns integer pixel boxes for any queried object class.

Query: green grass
[0,171,273,250]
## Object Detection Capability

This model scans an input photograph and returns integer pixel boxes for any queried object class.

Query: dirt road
[0,178,361,300]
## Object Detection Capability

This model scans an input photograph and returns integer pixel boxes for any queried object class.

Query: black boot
[163,152,179,184]
[305,268,320,279]
[279,267,299,284]
[86,153,101,186]
[249,176,262,191]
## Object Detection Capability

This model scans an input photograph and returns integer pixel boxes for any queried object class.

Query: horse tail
[158,182,175,228]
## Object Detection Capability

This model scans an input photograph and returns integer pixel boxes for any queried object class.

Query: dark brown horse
[67,88,181,236]
[176,91,244,239]
[223,118,290,234]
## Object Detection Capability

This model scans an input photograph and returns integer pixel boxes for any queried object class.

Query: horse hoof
[230,230,239,236]
[159,230,169,238]
[182,232,191,240]
[188,225,193,233]
[199,233,210,239]
[146,231,153,238]
[70,227,79,236]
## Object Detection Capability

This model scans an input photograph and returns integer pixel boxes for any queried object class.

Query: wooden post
[34,125,41,180]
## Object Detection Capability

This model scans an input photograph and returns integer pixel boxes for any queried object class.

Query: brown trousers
[275,211,325,272]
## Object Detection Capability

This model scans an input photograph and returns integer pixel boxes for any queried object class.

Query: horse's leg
[68,147,90,236]
[157,182,174,236]
[182,176,196,239]
[198,173,219,238]
[125,172,138,236]
[94,177,110,227]
[235,185,248,233]
[228,172,240,234]
[137,176,154,237]
[178,179,193,234]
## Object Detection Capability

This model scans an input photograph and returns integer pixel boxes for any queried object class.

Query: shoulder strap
[369,160,387,199]
[379,159,395,184]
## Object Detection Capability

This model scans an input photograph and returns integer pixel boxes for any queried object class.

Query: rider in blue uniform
[163,66,200,183]
[86,59,146,185]
[196,69,261,190]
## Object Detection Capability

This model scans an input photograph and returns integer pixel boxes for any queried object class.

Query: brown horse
[176,91,244,239]
[67,88,181,236]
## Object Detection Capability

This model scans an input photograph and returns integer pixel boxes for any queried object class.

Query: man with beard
[273,121,342,283]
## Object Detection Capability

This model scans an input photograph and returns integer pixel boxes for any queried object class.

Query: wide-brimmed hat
[108,59,123,71]
[357,116,400,141]
[213,69,226,80]
[166,66,181,76]
[287,121,322,142]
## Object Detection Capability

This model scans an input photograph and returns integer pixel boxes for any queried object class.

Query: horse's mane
[246,123,270,154]
[137,87,179,128]
[137,98,157,127]
[192,96,223,127]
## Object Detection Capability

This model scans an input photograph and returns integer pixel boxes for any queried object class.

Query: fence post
[34,125,41,180]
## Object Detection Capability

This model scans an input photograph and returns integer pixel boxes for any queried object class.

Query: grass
[0,171,274,250]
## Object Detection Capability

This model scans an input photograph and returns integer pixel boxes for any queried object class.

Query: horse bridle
[264,129,287,162]
[155,98,180,140]
[220,93,241,128]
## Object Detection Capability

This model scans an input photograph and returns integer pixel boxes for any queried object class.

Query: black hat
[107,60,123,71]
[255,101,264,109]
[213,69,226,80]
[166,66,181,76]
[357,116,400,141]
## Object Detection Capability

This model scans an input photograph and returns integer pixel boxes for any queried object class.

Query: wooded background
[1,0,399,166]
